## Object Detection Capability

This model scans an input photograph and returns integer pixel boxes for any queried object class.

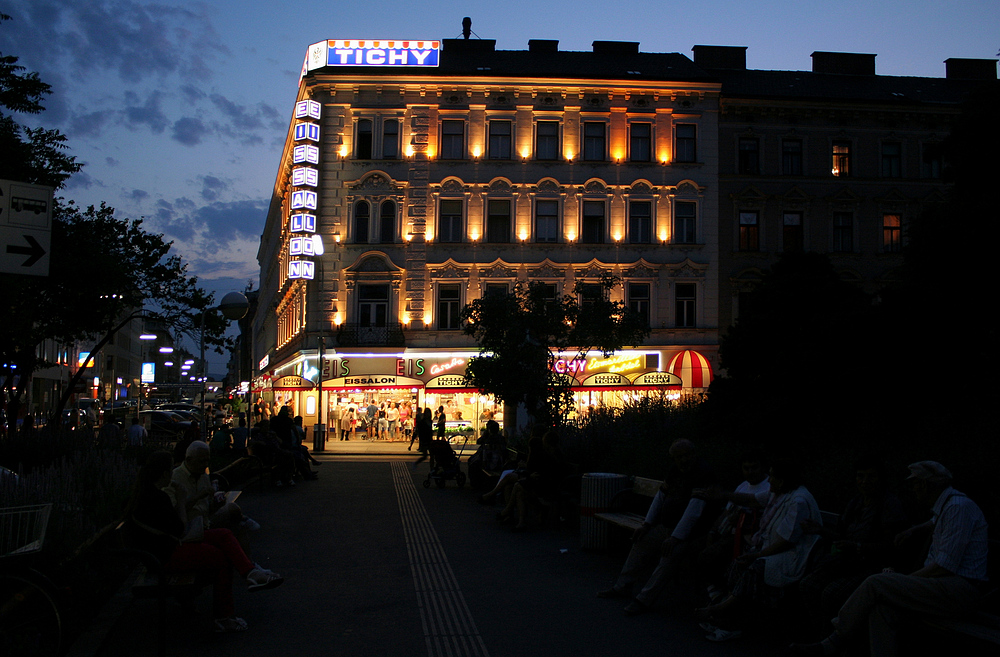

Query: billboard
[304,40,440,73]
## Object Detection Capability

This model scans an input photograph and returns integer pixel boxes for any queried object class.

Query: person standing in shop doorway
[365,400,378,440]
[436,405,446,440]
[412,407,433,471]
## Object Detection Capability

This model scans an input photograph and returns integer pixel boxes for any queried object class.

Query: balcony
[336,322,406,348]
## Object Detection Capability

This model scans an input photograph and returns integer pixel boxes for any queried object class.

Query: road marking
[391,461,490,657]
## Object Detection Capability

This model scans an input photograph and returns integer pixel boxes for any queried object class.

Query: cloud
[200,175,228,201]
[68,109,115,138]
[106,157,119,167]
[123,90,168,133]
[171,117,208,145]
[62,171,99,190]
[129,188,149,201]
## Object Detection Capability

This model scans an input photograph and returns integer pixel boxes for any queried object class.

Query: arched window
[379,201,396,244]
[354,201,370,243]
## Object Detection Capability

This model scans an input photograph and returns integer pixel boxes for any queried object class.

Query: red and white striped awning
[667,350,713,388]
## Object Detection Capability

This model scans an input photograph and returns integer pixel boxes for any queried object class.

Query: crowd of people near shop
[577,440,990,655]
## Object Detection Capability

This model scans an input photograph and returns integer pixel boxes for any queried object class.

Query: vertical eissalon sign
[288,99,322,281]
[303,40,440,74]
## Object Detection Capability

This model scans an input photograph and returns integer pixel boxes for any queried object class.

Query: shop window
[536,121,559,161]
[922,142,943,179]
[437,284,461,330]
[783,212,803,252]
[440,119,465,159]
[486,199,511,243]
[738,138,760,174]
[353,201,370,243]
[675,283,696,328]
[534,200,559,243]
[833,211,853,252]
[782,139,803,175]
[379,201,396,244]
[831,140,851,177]
[739,211,760,251]
[439,199,464,243]
[358,284,389,327]
[356,119,373,159]
[628,283,650,325]
[881,142,901,178]
[488,120,512,159]
[382,120,399,159]
[674,201,697,244]
[581,200,605,244]
[583,122,606,161]
[882,214,902,253]
[628,201,652,244]
[675,124,697,163]
[630,122,652,162]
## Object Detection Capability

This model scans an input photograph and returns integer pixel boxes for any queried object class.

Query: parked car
[138,410,191,442]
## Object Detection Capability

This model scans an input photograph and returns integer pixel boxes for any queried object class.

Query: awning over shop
[667,350,713,388]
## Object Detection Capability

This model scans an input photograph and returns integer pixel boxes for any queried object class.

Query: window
[674,201,697,244]
[881,142,901,178]
[382,120,399,159]
[353,201,370,243]
[630,123,652,162]
[628,283,650,325]
[581,201,605,244]
[783,212,803,252]
[536,121,559,161]
[583,122,606,161]
[486,199,511,243]
[439,200,464,243]
[882,214,902,253]
[832,140,851,177]
[628,201,652,244]
[738,138,760,174]
[675,124,697,163]
[739,212,759,251]
[437,284,461,330]
[484,283,508,298]
[675,283,696,328]
[358,284,389,327]
[579,283,604,311]
[922,143,943,179]
[379,201,395,244]
[534,200,559,243]
[356,119,373,159]
[782,139,803,175]
[833,212,853,252]
[488,120,511,159]
[440,119,465,159]
[536,283,558,302]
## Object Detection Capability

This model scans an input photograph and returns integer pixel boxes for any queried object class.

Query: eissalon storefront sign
[305,40,440,72]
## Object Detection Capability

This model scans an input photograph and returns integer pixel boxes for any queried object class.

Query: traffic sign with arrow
[0,179,53,276]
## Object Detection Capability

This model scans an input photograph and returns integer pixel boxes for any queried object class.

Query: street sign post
[0,179,54,276]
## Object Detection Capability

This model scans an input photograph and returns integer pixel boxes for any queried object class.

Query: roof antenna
[461,17,477,40]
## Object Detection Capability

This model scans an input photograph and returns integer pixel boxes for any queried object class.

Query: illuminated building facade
[254,37,722,432]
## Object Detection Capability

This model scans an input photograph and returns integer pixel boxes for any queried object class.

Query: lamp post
[200,291,250,438]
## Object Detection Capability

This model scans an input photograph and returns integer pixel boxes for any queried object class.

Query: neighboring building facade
[254,37,722,433]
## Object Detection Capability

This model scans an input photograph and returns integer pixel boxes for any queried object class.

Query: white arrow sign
[0,179,53,276]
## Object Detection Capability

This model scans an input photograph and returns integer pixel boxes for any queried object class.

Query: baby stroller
[423,438,468,488]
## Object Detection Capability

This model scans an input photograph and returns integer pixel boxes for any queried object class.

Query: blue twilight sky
[1,0,997,371]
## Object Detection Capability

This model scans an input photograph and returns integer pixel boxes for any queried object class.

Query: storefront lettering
[594,375,621,385]
[323,359,351,378]
[430,357,465,375]
[344,376,397,386]
[588,353,643,374]
[553,358,587,375]
[395,358,425,376]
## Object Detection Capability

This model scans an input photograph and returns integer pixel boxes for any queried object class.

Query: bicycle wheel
[0,572,62,657]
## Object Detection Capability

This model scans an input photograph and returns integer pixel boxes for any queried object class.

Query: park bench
[593,476,663,532]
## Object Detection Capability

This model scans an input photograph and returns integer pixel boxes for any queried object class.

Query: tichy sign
[305,40,440,72]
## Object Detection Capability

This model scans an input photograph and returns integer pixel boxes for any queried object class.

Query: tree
[461,275,650,431]
[0,13,81,187]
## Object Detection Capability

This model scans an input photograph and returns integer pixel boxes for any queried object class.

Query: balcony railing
[336,322,406,347]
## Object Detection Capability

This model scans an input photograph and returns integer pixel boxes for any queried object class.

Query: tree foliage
[461,275,650,430]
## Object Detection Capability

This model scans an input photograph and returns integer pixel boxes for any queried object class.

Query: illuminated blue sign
[294,123,320,142]
[295,100,322,120]
[291,190,317,210]
[305,40,440,71]
[290,214,317,233]
[293,145,320,164]
[292,167,319,187]
[288,260,315,280]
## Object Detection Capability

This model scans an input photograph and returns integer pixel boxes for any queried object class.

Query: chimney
[692,45,748,70]
[528,40,559,53]
[944,58,998,80]
[442,39,496,54]
[811,51,876,75]
[592,41,640,56]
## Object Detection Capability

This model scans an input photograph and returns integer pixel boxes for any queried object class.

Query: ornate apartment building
[253,34,995,434]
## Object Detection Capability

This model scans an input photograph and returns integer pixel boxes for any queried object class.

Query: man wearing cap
[791,461,988,656]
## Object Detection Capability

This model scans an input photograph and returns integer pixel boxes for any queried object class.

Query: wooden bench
[593,476,663,532]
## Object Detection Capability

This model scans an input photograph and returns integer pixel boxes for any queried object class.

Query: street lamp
[199,291,250,438]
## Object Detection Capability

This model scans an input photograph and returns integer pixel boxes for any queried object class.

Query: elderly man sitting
[791,460,989,656]
[167,441,260,532]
